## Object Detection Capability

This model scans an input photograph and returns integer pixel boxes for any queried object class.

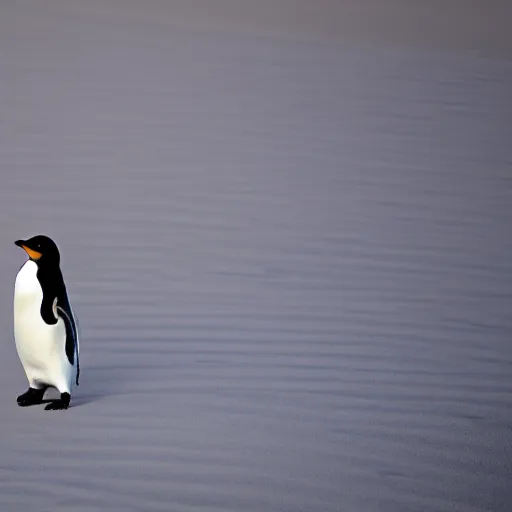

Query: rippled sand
[0,2,511,511]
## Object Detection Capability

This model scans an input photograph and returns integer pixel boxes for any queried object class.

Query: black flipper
[36,263,60,325]
[36,264,80,386]
[56,302,80,386]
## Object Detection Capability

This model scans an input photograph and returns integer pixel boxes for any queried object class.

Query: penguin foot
[45,393,71,411]
[17,387,46,407]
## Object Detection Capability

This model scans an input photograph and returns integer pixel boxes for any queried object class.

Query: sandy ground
[1,1,511,511]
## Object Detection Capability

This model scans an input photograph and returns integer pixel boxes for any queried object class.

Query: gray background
[1,1,511,511]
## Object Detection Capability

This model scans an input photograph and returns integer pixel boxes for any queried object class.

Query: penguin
[13,235,79,410]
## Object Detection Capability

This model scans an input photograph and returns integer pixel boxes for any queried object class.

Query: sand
[0,1,511,511]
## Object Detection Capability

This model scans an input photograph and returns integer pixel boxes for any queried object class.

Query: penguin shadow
[68,392,110,408]
[68,357,169,409]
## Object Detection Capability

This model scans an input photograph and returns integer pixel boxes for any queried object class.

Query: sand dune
[0,1,511,511]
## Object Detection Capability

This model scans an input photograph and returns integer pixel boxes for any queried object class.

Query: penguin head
[15,235,60,265]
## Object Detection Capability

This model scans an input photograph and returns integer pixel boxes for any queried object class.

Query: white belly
[14,260,74,393]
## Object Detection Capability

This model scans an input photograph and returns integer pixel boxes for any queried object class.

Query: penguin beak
[15,240,42,260]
